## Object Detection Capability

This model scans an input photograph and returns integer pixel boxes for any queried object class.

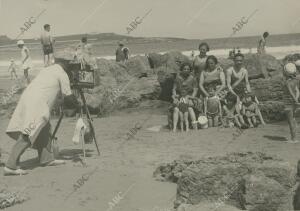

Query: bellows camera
[68,61,95,89]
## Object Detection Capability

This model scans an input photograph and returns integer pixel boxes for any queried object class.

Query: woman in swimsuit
[199,55,226,127]
[193,42,210,79]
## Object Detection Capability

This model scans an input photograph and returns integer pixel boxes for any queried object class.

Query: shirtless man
[41,24,55,67]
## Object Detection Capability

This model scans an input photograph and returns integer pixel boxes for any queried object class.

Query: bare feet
[285,139,299,144]
[4,167,28,176]
[43,160,66,166]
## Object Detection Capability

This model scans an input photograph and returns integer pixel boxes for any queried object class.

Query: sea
[0,34,299,78]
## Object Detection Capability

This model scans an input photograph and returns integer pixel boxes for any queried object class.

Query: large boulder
[124,55,151,77]
[243,53,283,79]
[151,51,191,102]
[258,101,286,122]
[154,152,296,211]
[250,76,284,102]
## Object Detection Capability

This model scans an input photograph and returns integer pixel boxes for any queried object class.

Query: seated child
[204,86,222,127]
[242,93,266,127]
[222,93,246,128]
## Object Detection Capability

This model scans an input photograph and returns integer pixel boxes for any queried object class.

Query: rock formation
[154,152,296,211]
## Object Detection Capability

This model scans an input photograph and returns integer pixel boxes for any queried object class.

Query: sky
[0,0,300,40]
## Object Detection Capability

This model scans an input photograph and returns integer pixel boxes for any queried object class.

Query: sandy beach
[0,40,300,210]
[1,99,300,211]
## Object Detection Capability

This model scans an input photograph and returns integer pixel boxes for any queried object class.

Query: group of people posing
[171,42,266,132]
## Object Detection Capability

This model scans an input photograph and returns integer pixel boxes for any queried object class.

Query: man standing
[17,40,32,84]
[115,42,125,62]
[4,59,80,175]
[41,24,55,67]
[257,32,269,54]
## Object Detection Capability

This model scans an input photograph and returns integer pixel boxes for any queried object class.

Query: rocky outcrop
[243,53,283,79]
[176,202,242,211]
[154,152,296,211]
[0,55,159,118]
[283,53,300,64]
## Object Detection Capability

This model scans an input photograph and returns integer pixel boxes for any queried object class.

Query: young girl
[283,63,300,143]
[222,93,246,128]
[204,86,222,127]
[178,89,190,132]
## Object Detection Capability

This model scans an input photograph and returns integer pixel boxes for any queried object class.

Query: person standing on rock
[17,40,32,84]
[4,58,80,175]
[115,42,126,62]
[283,63,300,143]
[257,32,269,54]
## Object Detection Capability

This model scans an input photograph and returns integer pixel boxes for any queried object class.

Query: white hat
[284,63,297,75]
[17,40,24,45]
[295,60,300,67]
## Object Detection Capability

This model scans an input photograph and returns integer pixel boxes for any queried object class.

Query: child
[284,63,300,143]
[204,86,222,127]
[178,94,190,132]
[242,92,266,127]
[222,93,246,128]
[8,59,18,80]
[17,40,32,84]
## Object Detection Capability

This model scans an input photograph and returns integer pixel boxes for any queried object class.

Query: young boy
[284,63,300,143]
[41,24,55,67]
[204,86,222,127]
[242,92,266,127]
[222,93,245,128]
[8,59,18,80]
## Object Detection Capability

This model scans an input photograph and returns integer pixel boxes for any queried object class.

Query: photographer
[4,58,80,176]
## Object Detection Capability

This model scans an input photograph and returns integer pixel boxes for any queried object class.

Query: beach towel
[72,118,87,144]
[6,64,72,146]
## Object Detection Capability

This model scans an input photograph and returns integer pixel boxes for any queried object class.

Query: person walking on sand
[283,63,300,143]
[8,59,18,80]
[4,58,81,175]
[17,40,32,84]
[41,24,55,67]
[257,32,269,54]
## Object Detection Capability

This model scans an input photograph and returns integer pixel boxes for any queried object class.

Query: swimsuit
[206,96,220,118]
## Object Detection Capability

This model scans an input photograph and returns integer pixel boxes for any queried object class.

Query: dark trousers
[6,123,55,170]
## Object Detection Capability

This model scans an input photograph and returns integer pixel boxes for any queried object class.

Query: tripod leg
[79,89,100,156]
